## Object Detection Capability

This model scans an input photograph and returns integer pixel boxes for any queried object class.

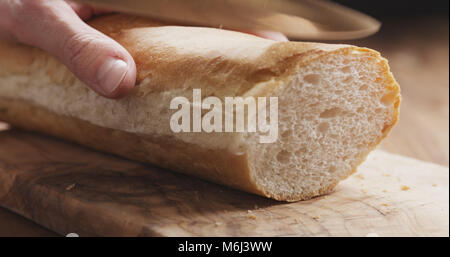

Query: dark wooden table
[0,16,448,236]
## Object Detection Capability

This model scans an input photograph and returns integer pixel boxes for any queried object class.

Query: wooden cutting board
[0,128,448,237]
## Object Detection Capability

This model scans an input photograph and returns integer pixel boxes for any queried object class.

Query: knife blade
[73,0,381,40]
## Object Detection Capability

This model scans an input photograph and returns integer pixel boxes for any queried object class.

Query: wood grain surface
[0,129,448,237]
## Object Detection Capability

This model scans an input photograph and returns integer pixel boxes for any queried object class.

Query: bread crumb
[355,174,365,180]
[382,189,387,193]
[383,173,391,177]
[66,183,76,191]
[295,218,301,224]
[215,222,222,226]
[381,203,388,207]
[401,185,410,191]
[361,188,368,193]
[432,183,437,187]
[248,214,257,220]
[313,215,320,220]
[247,210,252,213]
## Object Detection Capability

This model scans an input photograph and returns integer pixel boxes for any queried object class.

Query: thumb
[11,0,136,98]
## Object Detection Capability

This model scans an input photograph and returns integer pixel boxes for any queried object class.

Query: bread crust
[0,14,400,201]
[0,97,263,195]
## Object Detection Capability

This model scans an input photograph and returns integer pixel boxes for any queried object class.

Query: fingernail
[97,57,128,95]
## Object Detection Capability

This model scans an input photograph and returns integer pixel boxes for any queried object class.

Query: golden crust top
[0,14,349,98]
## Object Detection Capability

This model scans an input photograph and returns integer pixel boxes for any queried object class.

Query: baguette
[0,14,400,201]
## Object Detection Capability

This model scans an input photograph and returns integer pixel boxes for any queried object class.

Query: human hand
[0,0,288,98]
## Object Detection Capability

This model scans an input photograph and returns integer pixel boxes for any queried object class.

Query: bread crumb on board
[248,214,257,220]
[66,183,76,191]
[354,174,365,180]
[361,188,368,194]
[383,173,391,177]
[215,222,222,226]
[247,210,257,220]
[401,185,411,191]
[312,215,320,220]
[382,189,388,193]
[381,203,389,207]
[432,183,437,187]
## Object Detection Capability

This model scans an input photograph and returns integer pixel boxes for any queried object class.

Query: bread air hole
[330,134,339,139]
[342,76,353,84]
[320,107,342,118]
[303,74,321,85]
[281,130,292,139]
[276,150,292,163]
[294,147,307,156]
[359,84,369,91]
[317,122,330,134]
[381,91,397,106]
[341,66,352,73]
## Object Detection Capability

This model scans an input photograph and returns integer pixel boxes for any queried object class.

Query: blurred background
[331,0,449,166]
